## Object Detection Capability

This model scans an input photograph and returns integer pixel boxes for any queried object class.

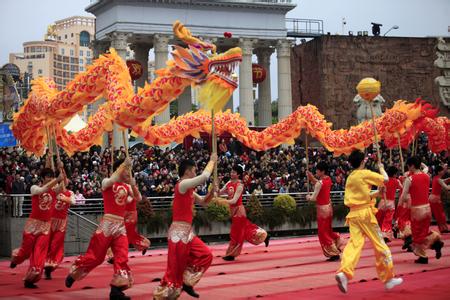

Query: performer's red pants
[69,217,132,289]
[45,218,67,270]
[396,205,411,239]
[376,208,395,241]
[411,204,441,258]
[317,204,342,257]
[225,206,267,257]
[124,210,150,251]
[429,195,448,233]
[11,218,51,283]
[153,222,212,300]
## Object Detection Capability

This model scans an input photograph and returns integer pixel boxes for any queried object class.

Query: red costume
[153,182,213,299]
[395,176,411,240]
[11,187,57,283]
[315,176,343,258]
[408,173,441,258]
[224,180,267,257]
[124,197,150,251]
[45,190,74,272]
[429,175,448,232]
[376,177,400,241]
[69,182,133,289]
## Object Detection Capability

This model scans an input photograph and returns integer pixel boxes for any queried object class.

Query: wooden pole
[397,133,405,174]
[368,105,381,161]
[110,131,114,176]
[305,132,310,193]
[52,125,66,190]
[389,148,392,166]
[211,109,218,185]
[46,126,55,172]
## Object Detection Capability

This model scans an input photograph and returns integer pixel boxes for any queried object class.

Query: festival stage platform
[2,231,450,300]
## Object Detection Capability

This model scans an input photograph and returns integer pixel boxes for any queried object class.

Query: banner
[0,123,17,147]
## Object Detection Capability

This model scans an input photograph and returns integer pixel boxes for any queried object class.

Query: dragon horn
[173,20,216,53]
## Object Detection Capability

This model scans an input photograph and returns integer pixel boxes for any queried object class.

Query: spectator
[11,174,26,216]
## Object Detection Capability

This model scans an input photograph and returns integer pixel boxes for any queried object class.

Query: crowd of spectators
[0,134,447,200]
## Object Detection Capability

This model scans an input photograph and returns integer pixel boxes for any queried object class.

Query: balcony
[286,18,324,38]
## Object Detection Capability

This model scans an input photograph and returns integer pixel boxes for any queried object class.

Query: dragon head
[168,21,242,111]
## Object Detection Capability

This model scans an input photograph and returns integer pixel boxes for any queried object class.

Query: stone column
[239,38,257,125]
[277,39,293,121]
[91,40,110,59]
[255,47,274,126]
[109,32,131,149]
[178,87,192,116]
[153,34,171,124]
[132,43,152,88]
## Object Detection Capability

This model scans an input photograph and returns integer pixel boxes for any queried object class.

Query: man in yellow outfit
[336,150,403,293]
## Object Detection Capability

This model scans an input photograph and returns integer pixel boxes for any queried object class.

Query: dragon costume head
[168,21,242,111]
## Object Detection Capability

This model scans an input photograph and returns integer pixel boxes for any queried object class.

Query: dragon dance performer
[66,158,135,300]
[44,177,75,279]
[336,150,403,293]
[107,184,150,264]
[400,157,444,264]
[306,162,343,261]
[153,154,217,300]
[429,164,449,233]
[394,172,413,252]
[219,165,269,262]
[10,168,65,288]
[124,186,151,254]
[375,166,402,243]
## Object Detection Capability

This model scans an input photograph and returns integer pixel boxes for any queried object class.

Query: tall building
[9,16,95,91]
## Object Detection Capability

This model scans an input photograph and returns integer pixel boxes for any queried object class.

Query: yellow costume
[337,169,395,283]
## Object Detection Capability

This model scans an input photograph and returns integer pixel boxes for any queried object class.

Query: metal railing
[286,18,324,37]
[0,192,345,217]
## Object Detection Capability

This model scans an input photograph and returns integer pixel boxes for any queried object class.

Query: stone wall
[291,36,449,130]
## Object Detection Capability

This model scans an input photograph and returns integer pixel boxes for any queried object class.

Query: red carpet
[2,230,450,299]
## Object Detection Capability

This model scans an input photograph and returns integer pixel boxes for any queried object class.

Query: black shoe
[393,227,398,239]
[24,280,38,289]
[264,234,271,247]
[222,255,235,261]
[182,284,199,298]
[142,249,147,255]
[10,262,17,269]
[431,240,444,259]
[414,257,428,264]
[65,275,75,288]
[402,236,412,250]
[406,246,413,252]
[44,267,52,280]
[110,286,130,300]
[326,255,340,262]
[383,237,391,243]
[107,257,114,264]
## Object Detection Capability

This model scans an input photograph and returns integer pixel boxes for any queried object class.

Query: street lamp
[383,25,399,36]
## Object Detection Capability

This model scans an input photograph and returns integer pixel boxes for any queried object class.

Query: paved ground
[1,229,450,299]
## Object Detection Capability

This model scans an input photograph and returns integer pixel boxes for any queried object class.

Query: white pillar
[255,47,274,126]
[109,32,131,149]
[133,43,152,88]
[178,87,192,116]
[277,39,293,121]
[153,34,171,124]
[239,38,257,125]
[225,94,234,112]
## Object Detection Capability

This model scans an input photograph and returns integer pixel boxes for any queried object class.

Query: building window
[79,58,84,65]
[71,33,74,37]
[86,51,91,57]
[80,66,84,71]
[38,69,43,75]
[61,48,65,55]
[65,34,67,39]
[86,58,92,65]
[79,31,90,47]
[70,49,74,56]
[80,50,84,57]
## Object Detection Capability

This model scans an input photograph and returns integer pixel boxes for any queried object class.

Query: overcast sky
[1,0,449,105]
[1,0,449,66]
